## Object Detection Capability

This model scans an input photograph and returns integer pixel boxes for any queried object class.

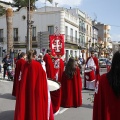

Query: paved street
[0,68,107,120]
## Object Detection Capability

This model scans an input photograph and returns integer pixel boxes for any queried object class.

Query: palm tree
[6,8,13,53]
[0,2,14,53]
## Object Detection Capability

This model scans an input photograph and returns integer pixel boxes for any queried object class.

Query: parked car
[99,58,107,68]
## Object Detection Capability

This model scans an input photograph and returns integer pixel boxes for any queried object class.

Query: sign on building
[38,31,50,51]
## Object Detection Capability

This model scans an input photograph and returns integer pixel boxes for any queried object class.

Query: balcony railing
[70,36,73,42]
[25,36,37,43]
[79,26,86,33]
[14,37,19,42]
[65,35,79,44]
[32,36,36,41]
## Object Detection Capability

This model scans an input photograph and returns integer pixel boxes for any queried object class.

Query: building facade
[92,21,98,45]
[112,41,120,54]
[68,8,86,59]
[95,22,111,47]
[0,6,79,61]
[85,15,93,57]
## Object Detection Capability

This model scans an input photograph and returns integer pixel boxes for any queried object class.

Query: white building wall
[0,7,80,59]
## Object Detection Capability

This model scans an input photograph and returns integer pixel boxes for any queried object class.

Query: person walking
[61,58,82,108]
[14,50,54,120]
[93,51,120,120]
[37,53,46,72]
[2,54,12,80]
[17,50,21,60]
[43,49,55,79]
[12,52,26,97]
[84,50,100,90]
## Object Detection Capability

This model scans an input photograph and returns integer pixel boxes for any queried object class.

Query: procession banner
[49,34,65,56]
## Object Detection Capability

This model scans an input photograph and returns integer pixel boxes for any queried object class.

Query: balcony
[0,38,4,42]
[65,11,78,25]
[65,35,78,44]
[104,25,111,30]
[104,33,111,39]
[79,26,86,33]
[93,34,98,40]
[32,36,36,41]
[70,36,73,42]
[14,37,19,42]
[25,36,37,44]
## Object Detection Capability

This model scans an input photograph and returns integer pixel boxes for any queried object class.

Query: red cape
[14,60,54,120]
[58,59,64,82]
[93,74,120,120]
[61,67,82,107]
[86,56,100,80]
[12,59,26,97]
[43,54,55,79]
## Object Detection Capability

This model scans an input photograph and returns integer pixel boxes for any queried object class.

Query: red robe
[93,56,100,78]
[12,58,26,97]
[43,53,55,79]
[84,57,100,88]
[14,60,54,120]
[93,74,120,120]
[61,67,82,107]
[58,59,64,82]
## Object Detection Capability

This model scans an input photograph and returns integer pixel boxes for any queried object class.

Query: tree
[0,2,14,53]
[6,8,13,53]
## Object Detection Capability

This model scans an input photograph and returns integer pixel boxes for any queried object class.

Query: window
[70,28,73,42]
[83,36,85,46]
[13,28,18,38]
[0,47,3,57]
[79,35,81,43]
[0,29,3,38]
[65,26,68,40]
[70,28,73,36]
[90,27,91,35]
[32,27,36,41]
[48,26,54,34]
[81,36,83,45]
[32,27,36,37]
[75,31,77,43]
[13,28,18,41]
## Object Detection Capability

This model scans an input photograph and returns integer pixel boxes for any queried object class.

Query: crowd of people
[2,48,120,120]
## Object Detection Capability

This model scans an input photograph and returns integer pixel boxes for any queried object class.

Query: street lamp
[27,0,31,51]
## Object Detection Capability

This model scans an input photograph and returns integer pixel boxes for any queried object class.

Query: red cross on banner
[49,34,65,56]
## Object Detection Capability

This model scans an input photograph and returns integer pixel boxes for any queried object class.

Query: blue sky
[4,0,120,41]
[79,0,120,41]
[36,0,120,41]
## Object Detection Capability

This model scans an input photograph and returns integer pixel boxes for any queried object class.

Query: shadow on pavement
[0,110,14,120]
[0,93,16,100]
[81,104,93,109]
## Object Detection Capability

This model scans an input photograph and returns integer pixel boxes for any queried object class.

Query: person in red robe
[61,58,82,108]
[43,49,55,79]
[14,50,54,120]
[93,51,120,120]
[12,52,26,97]
[58,55,64,83]
[84,51,100,89]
